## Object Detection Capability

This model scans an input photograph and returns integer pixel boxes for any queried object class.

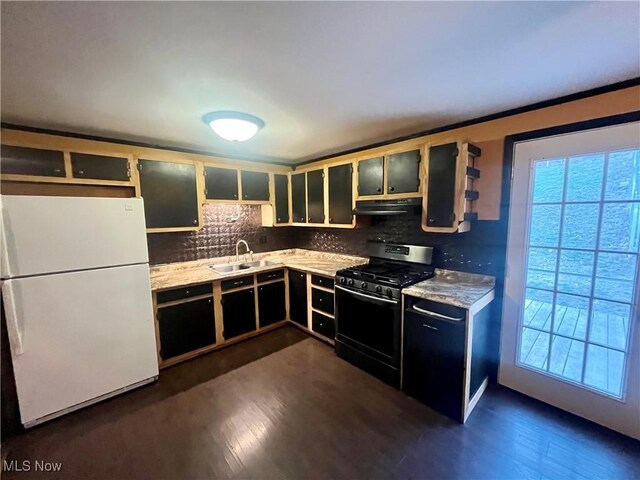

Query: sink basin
[207,259,279,274]
[208,263,251,274]
[239,259,279,268]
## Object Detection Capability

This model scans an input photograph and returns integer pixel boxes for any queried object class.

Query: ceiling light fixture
[203,111,265,142]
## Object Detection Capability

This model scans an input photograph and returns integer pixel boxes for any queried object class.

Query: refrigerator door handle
[2,282,24,356]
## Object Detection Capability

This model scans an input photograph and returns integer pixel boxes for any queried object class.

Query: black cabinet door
[307,169,325,223]
[357,157,384,196]
[328,164,353,224]
[274,174,290,223]
[138,159,199,229]
[291,173,307,223]
[258,281,286,327]
[241,171,270,201]
[205,166,238,200]
[158,297,216,360]
[387,150,421,194]
[70,153,130,181]
[426,143,458,228]
[1,145,65,177]
[402,309,465,421]
[288,270,308,327]
[222,288,256,339]
[312,311,335,339]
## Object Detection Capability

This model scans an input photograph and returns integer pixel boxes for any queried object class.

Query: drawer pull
[413,305,464,322]
[422,324,439,331]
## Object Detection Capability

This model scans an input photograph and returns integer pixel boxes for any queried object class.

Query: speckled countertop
[149,249,367,291]
[402,269,496,309]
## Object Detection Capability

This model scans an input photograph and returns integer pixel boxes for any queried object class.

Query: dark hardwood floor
[3,325,639,479]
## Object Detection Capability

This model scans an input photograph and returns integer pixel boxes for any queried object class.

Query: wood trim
[465,377,489,422]
[146,226,201,234]
[305,272,313,330]
[310,306,334,319]
[0,174,133,187]
[462,309,474,422]
[310,284,333,294]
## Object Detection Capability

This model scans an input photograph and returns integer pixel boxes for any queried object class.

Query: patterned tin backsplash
[148,205,505,281]
[294,213,505,279]
[147,204,300,265]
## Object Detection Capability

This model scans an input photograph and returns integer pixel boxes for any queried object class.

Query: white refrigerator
[1,195,159,428]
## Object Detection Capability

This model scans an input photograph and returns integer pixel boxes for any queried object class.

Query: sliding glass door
[500,122,640,439]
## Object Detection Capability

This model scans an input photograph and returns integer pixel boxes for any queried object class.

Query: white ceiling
[1,2,639,164]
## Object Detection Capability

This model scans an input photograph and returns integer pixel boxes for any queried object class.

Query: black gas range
[334,241,434,387]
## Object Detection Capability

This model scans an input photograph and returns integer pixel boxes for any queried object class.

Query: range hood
[352,198,422,216]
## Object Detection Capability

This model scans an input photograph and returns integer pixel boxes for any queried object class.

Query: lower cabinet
[288,270,308,327]
[311,288,334,315]
[157,297,216,360]
[222,288,256,339]
[312,311,335,339]
[258,281,286,327]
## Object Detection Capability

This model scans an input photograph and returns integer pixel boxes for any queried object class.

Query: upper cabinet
[328,163,353,225]
[356,149,422,199]
[273,174,290,224]
[291,172,307,223]
[205,167,270,203]
[422,142,481,233]
[1,145,66,178]
[306,169,325,224]
[70,152,131,181]
[204,166,238,200]
[386,150,421,194]
[138,158,202,232]
[357,157,383,196]
[240,171,270,201]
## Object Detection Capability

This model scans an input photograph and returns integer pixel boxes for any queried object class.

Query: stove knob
[347,279,354,286]
[386,288,393,296]
[376,286,382,293]
[339,277,346,284]
[361,282,368,289]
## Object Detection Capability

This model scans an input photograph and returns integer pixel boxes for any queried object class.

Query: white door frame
[499,121,640,439]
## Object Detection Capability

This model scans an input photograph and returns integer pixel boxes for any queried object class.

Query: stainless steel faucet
[235,239,250,262]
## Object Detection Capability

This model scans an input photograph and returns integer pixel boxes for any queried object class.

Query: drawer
[312,311,335,339]
[257,269,285,283]
[312,288,334,315]
[157,283,213,304]
[221,275,254,291]
[311,274,334,289]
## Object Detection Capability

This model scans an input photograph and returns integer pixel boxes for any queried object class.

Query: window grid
[519,151,639,399]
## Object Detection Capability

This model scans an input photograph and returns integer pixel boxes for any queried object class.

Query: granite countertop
[402,269,496,309]
[149,249,367,291]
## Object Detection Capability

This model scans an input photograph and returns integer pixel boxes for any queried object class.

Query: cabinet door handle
[388,186,395,192]
[232,281,244,286]
[422,323,439,331]
[413,305,464,321]
[376,187,381,193]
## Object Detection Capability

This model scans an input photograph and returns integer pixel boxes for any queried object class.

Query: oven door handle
[412,305,464,322]
[335,285,399,305]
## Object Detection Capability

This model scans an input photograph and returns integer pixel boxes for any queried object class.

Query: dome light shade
[203,111,265,142]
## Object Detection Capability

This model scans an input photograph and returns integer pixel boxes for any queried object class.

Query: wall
[147,203,299,265]
[296,215,503,277]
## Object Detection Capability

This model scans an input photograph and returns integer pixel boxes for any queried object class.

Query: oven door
[335,285,401,366]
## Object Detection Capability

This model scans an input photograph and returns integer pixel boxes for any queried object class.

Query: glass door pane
[519,149,640,398]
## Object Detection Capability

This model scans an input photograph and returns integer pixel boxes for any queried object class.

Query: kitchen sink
[239,259,279,268]
[207,259,279,274]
